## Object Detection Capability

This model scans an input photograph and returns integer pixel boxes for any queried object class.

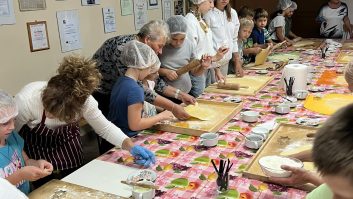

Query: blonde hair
[42,55,102,123]
[239,18,254,30]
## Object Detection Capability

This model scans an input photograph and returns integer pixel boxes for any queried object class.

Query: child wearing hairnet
[0,90,53,194]
[268,0,298,45]
[108,40,174,137]
[159,15,211,101]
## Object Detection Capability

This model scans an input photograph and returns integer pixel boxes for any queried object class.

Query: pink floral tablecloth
[97,47,350,199]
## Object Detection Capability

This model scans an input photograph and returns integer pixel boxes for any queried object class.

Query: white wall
[0,0,164,95]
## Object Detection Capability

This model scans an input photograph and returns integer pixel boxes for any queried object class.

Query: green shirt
[306,184,333,199]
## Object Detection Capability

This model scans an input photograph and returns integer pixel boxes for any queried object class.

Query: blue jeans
[189,73,206,98]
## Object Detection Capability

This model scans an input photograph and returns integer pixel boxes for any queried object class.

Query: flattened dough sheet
[184,104,214,121]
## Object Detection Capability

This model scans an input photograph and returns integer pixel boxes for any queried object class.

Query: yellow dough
[341,55,353,62]
[335,76,348,85]
[268,52,300,62]
[304,94,353,115]
[255,47,270,66]
[184,103,214,121]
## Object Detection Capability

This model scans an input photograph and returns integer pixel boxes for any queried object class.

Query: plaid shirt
[242,38,254,64]
[93,35,167,104]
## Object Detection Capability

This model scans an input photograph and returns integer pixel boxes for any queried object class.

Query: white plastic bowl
[259,156,303,178]
[127,169,157,183]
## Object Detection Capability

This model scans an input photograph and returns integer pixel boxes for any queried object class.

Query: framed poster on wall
[162,0,172,20]
[26,21,50,52]
[81,0,100,6]
[133,0,147,30]
[56,10,82,52]
[175,0,184,15]
[19,0,46,11]
[147,0,159,10]
[102,7,116,33]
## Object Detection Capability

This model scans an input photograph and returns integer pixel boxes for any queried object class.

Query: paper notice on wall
[162,0,172,20]
[0,0,15,25]
[81,0,100,6]
[57,10,82,52]
[133,0,147,30]
[121,0,133,16]
[102,7,116,33]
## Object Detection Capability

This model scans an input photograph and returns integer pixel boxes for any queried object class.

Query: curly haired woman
[14,55,155,187]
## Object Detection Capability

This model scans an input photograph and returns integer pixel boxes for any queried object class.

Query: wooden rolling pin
[217,83,249,90]
[121,180,159,189]
[176,59,201,75]
[272,41,287,51]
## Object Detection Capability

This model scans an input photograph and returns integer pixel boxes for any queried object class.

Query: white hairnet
[277,0,296,11]
[167,15,188,35]
[0,90,18,124]
[189,0,207,5]
[290,2,297,10]
[121,40,160,70]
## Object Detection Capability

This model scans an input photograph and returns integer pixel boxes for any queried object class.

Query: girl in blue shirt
[109,41,174,137]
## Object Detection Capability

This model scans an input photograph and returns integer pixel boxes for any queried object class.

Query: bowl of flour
[259,155,303,178]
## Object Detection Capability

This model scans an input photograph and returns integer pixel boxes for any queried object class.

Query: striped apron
[19,111,83,170]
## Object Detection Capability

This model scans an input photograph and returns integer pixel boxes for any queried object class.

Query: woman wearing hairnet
[268,0,298,44]
[204,0,243,77]
[159,15,211,101]
[109,40,174,138]
[15,56,156,188]
[0,90,53,194]
[93,20,195,153]
[185,0,228,97]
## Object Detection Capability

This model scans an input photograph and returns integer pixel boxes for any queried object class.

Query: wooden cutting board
[243,123,318,191]
[205,75,274,96]
[154,99,242,136]
[292,39,323,49]
[336,51,353,63]
[28,179,122,199]
[342,41,353,50]
[243,61,285,71]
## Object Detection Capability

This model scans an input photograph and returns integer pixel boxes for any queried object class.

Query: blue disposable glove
[130,145,156,168]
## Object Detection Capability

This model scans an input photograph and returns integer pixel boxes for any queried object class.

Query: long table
[42,39,352,199]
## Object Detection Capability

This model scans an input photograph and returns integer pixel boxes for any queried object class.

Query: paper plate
[223,96,242,103]
[296,118,320,126]
[255,70,268,74]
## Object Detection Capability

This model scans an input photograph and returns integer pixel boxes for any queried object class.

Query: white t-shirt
[204,7,240,64]
[185,13,215,59]
[317,2,349,38]
[0,178,28,199]
[268,15,286,41]
[14,81,128,147]
[159,38,195,93]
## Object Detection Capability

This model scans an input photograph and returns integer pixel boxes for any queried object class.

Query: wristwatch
[174,89,181,99]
